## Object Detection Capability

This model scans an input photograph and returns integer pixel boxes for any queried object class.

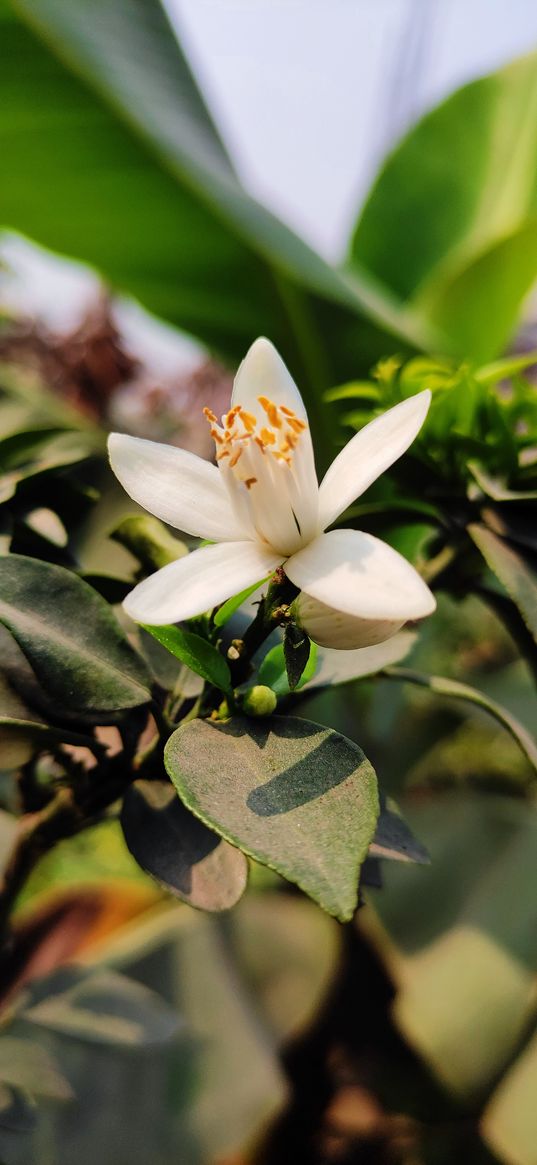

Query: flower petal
[296,592,403,649]
[231,337,308,420]
[285,529,436,621]
[108,433,245,542]
[303,630,416,689]
[123,541,282,625]
[318,390,431,530]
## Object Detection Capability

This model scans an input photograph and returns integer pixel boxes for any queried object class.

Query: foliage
[0,11,536,1164]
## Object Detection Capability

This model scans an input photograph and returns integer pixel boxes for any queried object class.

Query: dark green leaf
[283,623,312,691]
[0,555,151,715]
[22,967,181,1047]
[469,522,537,646]
[165,715,379,921]
[143,624,231,693]
[121,779,248,911]
[257,640,317,696]
[369,799,430,864]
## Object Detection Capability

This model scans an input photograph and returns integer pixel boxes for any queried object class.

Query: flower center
[203,397,312,556]
[203,397,307,483]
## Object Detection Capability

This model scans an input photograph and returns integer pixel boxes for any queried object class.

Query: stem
[228,570,298,687]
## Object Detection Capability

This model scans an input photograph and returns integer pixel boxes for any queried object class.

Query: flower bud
[242,684,278,717]
[294,593,403,650]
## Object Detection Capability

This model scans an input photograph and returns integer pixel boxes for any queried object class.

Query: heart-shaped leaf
[165,715,379,921]
[0,555,151,716]
[121,780,248,911]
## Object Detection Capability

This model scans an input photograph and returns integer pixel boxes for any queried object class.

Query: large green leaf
[0,0,431,466]
[350,52,537,358]
[0,554,151,714]
[165,715,379,921]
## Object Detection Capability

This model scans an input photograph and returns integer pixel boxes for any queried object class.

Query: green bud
[242,684,277,717]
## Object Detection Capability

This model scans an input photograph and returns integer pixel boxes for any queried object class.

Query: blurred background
[1,2,537,1164]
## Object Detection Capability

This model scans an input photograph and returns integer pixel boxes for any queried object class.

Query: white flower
[108,338,435,647]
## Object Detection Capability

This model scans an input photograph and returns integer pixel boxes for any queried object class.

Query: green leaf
[165,715,379,921]
[383,664,537,779]
[0,555,151,715]
[143,624,231,693]
[213,579,267,628]
[283,623,312,691]
[0,1036,72,1100]
[469,522,537,645]
[110,515,188,572]
[22,966,181,1047]
[350,51,537,358]
[475,349,537,383]
[121,779,248,911]
[0,0,431,470]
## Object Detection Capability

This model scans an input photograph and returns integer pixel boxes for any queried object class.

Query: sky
[2,0,537,366]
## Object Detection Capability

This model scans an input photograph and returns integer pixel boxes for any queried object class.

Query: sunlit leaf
[143,623,231,693]
[165,715,379,921]
[351,52,537,358]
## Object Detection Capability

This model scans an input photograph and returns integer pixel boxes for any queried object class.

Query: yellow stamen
[229,447,243,468]
[203,407,218,423]
[258,396,282,429]
[239,409,257,433]
[260,427,276,445]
